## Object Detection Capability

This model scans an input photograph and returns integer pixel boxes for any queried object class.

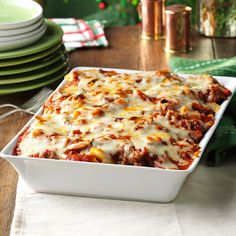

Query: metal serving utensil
[0,87,53,120]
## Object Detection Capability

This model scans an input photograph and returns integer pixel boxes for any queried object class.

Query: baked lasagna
[13,69,232,170]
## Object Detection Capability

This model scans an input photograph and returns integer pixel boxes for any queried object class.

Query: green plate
[0,58,68,85]
[0,20,63,60]
[0,49,67,76]
[0,43,64,67]
[0,66,69,95]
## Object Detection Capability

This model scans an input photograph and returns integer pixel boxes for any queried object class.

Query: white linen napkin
[10,158,236,236]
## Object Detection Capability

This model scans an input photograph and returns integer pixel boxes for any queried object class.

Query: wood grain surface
[0,26,235,236]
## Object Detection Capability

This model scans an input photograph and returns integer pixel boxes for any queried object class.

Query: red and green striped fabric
[50,18,108,51]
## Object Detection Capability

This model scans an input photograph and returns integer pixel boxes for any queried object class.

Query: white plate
[0,18,43,37]
[0,0,42,30]
[0,21,45,43]
[0,23,46,52]
[1,67,236,203]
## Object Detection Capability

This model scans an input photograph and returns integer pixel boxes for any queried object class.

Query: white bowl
[0,23,46,52]
[0,0,43,30]
[1,67,236,203]
[0,21,45,43]
[0,18,43,37]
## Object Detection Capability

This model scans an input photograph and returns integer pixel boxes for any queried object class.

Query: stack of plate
[0,0,69,95]
[0,0,46,52]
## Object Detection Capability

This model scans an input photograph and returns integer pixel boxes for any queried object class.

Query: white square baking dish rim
[1,67,236,203]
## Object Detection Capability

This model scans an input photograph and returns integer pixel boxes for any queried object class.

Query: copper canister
[139,0,166,40]
[164,4,192,53]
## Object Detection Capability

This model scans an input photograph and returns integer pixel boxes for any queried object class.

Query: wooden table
[0,26,235,236]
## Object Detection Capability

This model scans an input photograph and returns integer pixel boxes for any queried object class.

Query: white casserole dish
[1,67,236,203]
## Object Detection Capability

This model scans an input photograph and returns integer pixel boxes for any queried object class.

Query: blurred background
[39,0,197,26]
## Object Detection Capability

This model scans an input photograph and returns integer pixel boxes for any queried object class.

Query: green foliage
[45,0,199,26]
[84,3,138,26]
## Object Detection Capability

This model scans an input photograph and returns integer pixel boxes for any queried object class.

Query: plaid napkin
[50,18,109,51]
[169,56,236,166]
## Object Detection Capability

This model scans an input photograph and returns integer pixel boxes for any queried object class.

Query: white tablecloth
[10,158,236,236]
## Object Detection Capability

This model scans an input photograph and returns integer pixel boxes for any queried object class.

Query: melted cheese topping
[15,69,229,170]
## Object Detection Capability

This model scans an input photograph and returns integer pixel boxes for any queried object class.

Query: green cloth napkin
[169,56,236,166]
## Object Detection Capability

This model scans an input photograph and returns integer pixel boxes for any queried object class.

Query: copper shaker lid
[166,4,192,14]
[140,0,164,2]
